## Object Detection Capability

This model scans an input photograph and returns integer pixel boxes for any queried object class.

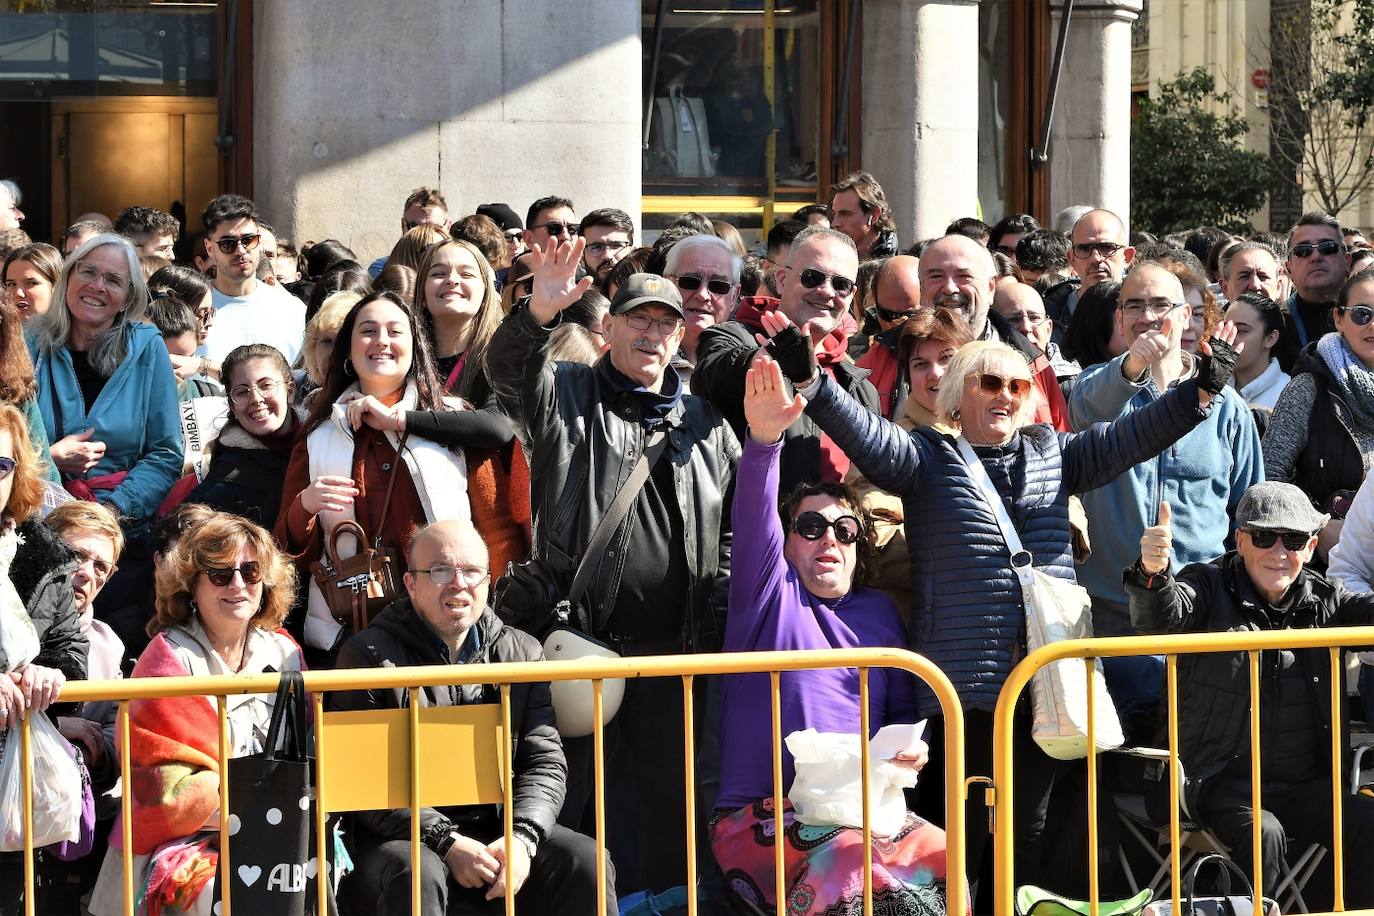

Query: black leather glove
[1195,336,1238,396]
[764,324,819,386]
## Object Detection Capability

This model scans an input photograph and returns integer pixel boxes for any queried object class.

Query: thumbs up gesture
[1139,501,1173,575]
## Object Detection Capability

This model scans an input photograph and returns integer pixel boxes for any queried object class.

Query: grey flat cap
[1235,481,1330,534]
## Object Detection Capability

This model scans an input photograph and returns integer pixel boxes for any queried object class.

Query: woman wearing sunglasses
[759,304,1237,900]
[27,233,183,529]
[1263,268,1374,565]
[711,351,948,916]
[88,512,302,916]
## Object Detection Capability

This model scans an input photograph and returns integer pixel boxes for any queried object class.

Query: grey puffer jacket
[3,518,85,680]
[804,372,1209,712]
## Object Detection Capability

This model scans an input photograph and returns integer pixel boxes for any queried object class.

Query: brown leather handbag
[308,434,408,636]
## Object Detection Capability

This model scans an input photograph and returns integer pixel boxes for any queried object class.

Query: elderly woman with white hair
[753,308,1241,901]
[27,232,182,525]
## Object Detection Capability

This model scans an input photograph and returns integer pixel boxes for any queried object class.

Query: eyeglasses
[504,230,524,242]
[70,545,116,580]
[674,273,734,296]
[622,312,683,336]
[409,564,490,588]
[0,457,14,480]
[586,240,631,257]
[1338,305,1374,326]
[791,510,863,545]
[971,373,1033,399]
[874,303,914,323]
[1002,311,1047,327]
[74,262,129,290]
[541,221,579,237]
[229,378,285,405]
[1243,529,1312,551]
[1121,298,1186,320]
[1290,240,1345,259]
[214,234,261,254]
[1072,242,1124,259]
[203,561,263,587]
[797,267,856,296]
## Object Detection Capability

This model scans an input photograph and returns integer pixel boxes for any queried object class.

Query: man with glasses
[578,208,635,284]
[663,233,739,378]
[368,186,452,278]
[1285,211,1353,348]
[988,213,1040,264]
[696,226,878,496]
[488,253,737,900]
[993,282,1078,385]
[1127,481,1374,910]
[200,194,305,366]
[1069,261,1260,640]
[1069,208,1135,295]
[523,195,579,252]
[331,520,615,915]
[855,254,920,419]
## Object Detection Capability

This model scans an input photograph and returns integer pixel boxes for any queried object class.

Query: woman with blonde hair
[88,512,302,916]
[297,289,362,408]
[386,224,449,272]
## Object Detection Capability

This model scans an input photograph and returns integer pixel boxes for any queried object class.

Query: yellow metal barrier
[991,627,1374,916]
[10,647,965,916]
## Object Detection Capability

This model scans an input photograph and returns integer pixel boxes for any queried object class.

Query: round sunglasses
[202,561,263,587]
[791,510,862,544]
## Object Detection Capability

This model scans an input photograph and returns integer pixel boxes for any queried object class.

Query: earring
[950,408,960,421]
[343,357,355,377]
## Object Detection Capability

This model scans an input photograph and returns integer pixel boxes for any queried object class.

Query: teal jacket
[20,398,59,483]
[29,322,184,521]
[1068,352,1264,634]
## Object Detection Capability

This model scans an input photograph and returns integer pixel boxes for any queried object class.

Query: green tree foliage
[1130,68,1271,234]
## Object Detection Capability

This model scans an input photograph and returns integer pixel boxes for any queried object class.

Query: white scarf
[302,382,471,648]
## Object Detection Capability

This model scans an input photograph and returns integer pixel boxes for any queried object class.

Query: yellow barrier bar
[1166,655,1181,914]
[409,687,421,915]
[1086,658,1100,916]
[314,690,329,916]
[119,699,133,916]
[501,684,515,916]
[21,710,33,916]
[770,669,784,916]
[1330,647,1346,911]
[859,667,873,914]
[682,674,698,916]
[1249,650,1262,912]
[594,679,607,916]
[218,695,232,916]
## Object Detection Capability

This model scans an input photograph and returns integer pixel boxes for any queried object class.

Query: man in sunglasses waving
[1127,481,1374,909]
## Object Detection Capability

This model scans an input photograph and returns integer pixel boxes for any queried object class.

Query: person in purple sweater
[709,351,952,915]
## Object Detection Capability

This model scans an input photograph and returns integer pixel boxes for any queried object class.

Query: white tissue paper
[784,721,926,838]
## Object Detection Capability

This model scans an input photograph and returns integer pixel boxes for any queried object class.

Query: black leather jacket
[486,306,738,650]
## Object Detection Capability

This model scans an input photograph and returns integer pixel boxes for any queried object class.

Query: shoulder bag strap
[371,432,410,549]
[565,428,668,608]
[955,436,1031,566]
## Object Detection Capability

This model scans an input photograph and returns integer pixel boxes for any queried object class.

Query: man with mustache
[694,226,878,497]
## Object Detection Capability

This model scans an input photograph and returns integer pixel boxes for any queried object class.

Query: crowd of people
[0,170,1373,914]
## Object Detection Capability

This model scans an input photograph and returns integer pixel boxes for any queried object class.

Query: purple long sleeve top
[716,437,913,813]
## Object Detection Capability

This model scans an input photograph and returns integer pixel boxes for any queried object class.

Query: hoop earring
[343,357,355,377]
[950,408,960,421]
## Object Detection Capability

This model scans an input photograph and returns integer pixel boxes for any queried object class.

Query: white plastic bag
[0,711,82,851]
[785,722,925,838]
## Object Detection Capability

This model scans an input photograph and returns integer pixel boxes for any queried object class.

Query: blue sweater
[29,322,184,521]
[1068,353,1263,634]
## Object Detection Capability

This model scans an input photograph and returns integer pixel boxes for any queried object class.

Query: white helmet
[541,629,626,737]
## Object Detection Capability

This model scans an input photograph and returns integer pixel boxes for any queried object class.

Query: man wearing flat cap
[1125,481,1374,906]
[486,242,738,898]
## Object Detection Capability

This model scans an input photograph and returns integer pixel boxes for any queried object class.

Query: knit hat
[476,203,522,232]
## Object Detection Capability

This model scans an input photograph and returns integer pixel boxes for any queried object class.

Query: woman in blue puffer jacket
[756,307,1239,902]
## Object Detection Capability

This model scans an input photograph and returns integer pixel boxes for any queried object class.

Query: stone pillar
[861,0,981,244]
[253,0,643,262]
[1048,0,1143,229]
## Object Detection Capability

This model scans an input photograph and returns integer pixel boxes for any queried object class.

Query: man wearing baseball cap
[1126,480,1374,907]
[486,241,738,899]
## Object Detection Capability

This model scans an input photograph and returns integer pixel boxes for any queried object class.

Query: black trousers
[342,824,615,916]
[1196,775,1374,909]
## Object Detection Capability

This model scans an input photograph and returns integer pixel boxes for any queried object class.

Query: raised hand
[1121,306,1176,381]
[754,310,818,387]
[1139,500,1173,575]
[744,350,806,445]
[527,237,594,326]
[1196,319,1241,403]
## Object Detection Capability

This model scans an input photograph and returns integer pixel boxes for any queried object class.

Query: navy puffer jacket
[805,372,1209,712]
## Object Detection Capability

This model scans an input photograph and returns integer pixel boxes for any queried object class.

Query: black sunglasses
[792,510,862,544]
[203,561,263,587]
[0,457,14,480]
[1072,242,1123,259]
[874,302,914,323]
[214,234,261,254]
[675,273,734,296]
[542,221,579,237]
[1291,240,1344,259]
[1339,305,1374,326]
[1243,529,1311,551]
[797,267,856,296]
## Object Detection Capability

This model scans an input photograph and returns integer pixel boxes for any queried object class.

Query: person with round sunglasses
[756,301,1239,898]
[710,350,949,916]
[1264,267,1374,566]
[87,512,302,916]
[1130,481,1374,910]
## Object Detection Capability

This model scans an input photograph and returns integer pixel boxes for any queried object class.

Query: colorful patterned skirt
[709,798,954,916]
